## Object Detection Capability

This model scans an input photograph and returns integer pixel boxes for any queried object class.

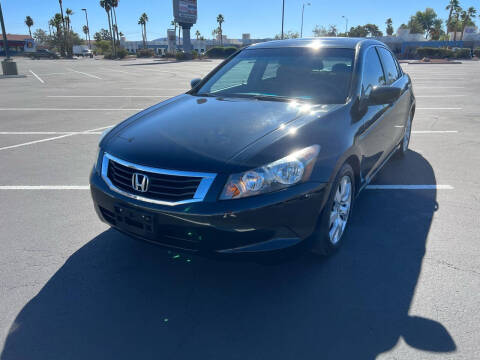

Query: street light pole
[0,0,10,59]
[81,8,91,50]
[281,0,285,39]
[300,2,310,38]
[342,15,348,35]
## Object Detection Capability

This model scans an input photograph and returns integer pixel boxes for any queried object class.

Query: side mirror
[369,86,401,105]
[190,78,202,89]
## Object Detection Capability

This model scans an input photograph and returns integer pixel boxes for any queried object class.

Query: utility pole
[0,0,18,75]
[81,8,92,50]
[281,0,285,39]
[300,2,310,38]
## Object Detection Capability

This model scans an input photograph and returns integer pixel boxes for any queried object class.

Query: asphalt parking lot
[0,56,479,360]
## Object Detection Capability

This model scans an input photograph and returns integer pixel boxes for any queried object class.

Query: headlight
[220,145,320,200]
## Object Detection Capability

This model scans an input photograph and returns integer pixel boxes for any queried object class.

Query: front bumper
[90,170,327,253]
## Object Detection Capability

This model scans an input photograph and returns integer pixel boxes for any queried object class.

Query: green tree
[25,16,34,37]
[364,24,383,37]
[460,7,477,40]
[430,19,445,40]
[386,18,394,35]
[446,0,461,33]
[412,8,440,39]
[407,16,424,34]
[274,30,299,39]
[217,14,224,46]
[58,0,67,56]
[100,0,116,57]
[83,25,89,42]
[138,13,148,49]
[195,30,201,40]
[33,29,48,46]
[94,28,112,41]
[348,25,369,37]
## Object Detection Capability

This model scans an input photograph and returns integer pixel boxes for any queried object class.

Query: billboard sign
[173,0,197,25]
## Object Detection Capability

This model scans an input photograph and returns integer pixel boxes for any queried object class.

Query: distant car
[28,49,59,59]
[90,38,415,255]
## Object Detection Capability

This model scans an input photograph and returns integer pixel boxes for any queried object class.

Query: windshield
[194,47,355,104]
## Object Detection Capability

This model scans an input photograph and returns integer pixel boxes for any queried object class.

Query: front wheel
[309,163,355,256]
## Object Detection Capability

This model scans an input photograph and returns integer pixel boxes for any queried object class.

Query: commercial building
[0,34,34,56]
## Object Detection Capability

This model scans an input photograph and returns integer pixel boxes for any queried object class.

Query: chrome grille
[101,153,216,206]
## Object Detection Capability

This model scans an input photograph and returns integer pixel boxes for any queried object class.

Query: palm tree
[216,14,224,46]
[64,8,73,55]
[100,0,116,57]
[111,0,120,45]
[453,7,462,41]
[140,13,148,47]
[58,0,67,56]
[83,25,89,42]
[212,28,218,45]
[170,20,177,45]
[446,0,461,34]
[195,30,201,40]
[24,16,34,37]
[460,7,477,40]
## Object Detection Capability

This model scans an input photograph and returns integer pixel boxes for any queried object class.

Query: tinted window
[377,47,400,85]
[362,47,386,97]
[195,47,355,104]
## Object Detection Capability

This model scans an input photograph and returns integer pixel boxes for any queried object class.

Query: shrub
[452,48,471,59]
[474,48,480,58]
[205,46,239,58]
[416,47,454,59]
[175,51,188,60]
[137,49,154,58]
[116,48,128,59]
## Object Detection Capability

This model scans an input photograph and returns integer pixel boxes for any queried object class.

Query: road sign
[173,0,197,25]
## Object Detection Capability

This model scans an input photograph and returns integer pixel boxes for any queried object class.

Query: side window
[377,47,400,85]
[210,59,256,93]
[362,47,386,97]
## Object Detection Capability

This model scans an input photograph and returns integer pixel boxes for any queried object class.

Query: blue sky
[2,0,478,41]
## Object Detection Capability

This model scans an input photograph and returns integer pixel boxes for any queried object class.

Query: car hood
[105,94,341,173]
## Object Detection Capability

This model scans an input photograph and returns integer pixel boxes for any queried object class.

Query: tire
[309,163,355,256]
[395,111,413,159]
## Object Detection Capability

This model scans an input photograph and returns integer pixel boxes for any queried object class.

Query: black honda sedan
[90,38,415,255]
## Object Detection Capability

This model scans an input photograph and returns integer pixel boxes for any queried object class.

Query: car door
[376,46,410,148]
[357,46,390,181]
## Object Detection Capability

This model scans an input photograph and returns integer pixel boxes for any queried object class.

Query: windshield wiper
[194,93,218,98]
[230,93,311,103]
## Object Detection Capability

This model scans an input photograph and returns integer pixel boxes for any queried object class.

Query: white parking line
[0,108,143,111]
[415,95,465,98]
[67,68,102,79]
[366,185,454,190]
[411,130,458,134]
[29,70,44,84]
[0,125,113,151]
[416,107,462,110]
[47,95,170,98]
[414,86,465,89]
[122,87,188,91]
[0,186,90,190]
[0,131,102,135]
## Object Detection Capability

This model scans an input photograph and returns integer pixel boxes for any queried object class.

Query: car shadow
[1,151,455,360]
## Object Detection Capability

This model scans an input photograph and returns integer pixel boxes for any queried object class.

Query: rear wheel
[310,163,355,256]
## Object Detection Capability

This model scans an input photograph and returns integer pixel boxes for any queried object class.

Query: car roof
[247,37,384,50]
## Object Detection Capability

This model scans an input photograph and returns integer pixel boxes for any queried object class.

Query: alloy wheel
[329,175,352,245]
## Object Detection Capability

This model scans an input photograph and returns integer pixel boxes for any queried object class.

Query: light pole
[281,0,285,39]
[81,8,91,50]
[0,0,18,75]
[300,2,311,38]
[342,15,348,35]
